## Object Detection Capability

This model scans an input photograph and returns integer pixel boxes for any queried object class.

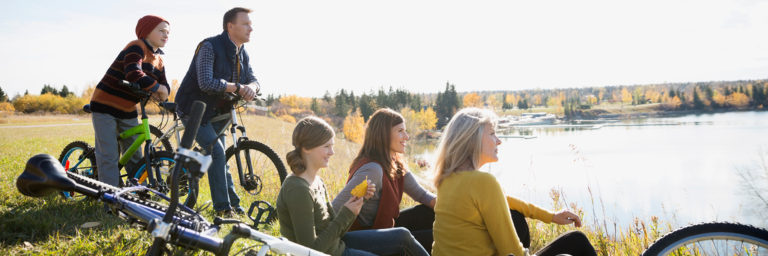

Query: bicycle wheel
[225,140,287,201]
[150,124,173,152]
[58,141,97,199]
[642,222,768,256]
[133,151,195,207]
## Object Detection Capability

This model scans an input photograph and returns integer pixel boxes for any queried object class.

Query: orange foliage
[726,92,750,108]
[463,93,483,107]
[342,110,365,144]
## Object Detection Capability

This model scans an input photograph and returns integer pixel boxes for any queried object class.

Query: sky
[1,0,767,98]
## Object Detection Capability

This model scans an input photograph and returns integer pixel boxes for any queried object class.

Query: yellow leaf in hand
[350,176,368,197]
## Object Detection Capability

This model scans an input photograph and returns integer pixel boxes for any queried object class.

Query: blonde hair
[433,108,497,187]
[286,116,335,175]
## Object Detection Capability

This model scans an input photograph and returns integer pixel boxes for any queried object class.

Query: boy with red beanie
[90,15,171,187]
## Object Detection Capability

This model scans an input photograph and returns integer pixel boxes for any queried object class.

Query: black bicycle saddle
[16,154,76,197]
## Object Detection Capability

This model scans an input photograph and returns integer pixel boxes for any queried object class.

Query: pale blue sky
[1,0,767,98]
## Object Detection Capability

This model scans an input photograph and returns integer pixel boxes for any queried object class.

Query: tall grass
[1,113,674,255]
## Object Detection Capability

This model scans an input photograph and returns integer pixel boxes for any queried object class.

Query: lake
[410,111,768,229]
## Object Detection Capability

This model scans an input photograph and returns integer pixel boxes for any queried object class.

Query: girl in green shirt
[276,116,430,256]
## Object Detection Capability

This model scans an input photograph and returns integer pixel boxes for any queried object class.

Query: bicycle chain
[66,171,204,225]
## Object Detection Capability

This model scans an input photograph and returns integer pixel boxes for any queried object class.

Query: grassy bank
[0,114,672,255]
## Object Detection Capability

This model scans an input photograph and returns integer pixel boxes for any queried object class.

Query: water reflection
[411,111,768,228]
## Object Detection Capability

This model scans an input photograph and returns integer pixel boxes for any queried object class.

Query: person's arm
[194,42,228,93]
[284,184,355,253]
[122,43,159,91]
[402,172,436,207]
[330,163,383,226]
[506,196,554,223]
[475,173,527,256]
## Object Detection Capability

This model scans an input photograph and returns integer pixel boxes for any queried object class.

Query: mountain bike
[58,81,190,204]
[151,92,287,201]
[17,101,326,256]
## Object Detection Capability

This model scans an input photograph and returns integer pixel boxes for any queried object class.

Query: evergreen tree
[358,93,376,121]
[335,89,350,117]
[0,86,7,102]
[24,89,29,96]
[265,94,276,106]
[692,87,705,110]
[323,91,332,103]
[310,98,320,114]
[60,85,72,97]
[518,98,529,110]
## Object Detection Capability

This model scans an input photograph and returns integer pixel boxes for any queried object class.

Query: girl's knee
[391,227,416,240]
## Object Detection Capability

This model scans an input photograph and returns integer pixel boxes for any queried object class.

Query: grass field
[0,113,673,255]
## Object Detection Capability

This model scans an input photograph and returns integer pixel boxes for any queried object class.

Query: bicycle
[509,210,768,256]
[58,80,190,204]
[17,101,326,256]
[152,92,287,202]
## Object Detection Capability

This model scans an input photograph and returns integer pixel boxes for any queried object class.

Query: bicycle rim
[58,141,96,199]
[225,140,287,202]
[643,222,768,256]
[135,152,193,206]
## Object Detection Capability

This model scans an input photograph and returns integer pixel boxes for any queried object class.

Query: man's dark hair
[223,7,252,31]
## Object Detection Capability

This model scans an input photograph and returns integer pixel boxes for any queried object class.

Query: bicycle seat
[82,104,92,113]
[17,154,76,197]
[159,102,176,113]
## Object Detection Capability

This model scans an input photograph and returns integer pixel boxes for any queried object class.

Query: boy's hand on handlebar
[552,209,582,227]
[152,86,169,102]
[344,196,364,215]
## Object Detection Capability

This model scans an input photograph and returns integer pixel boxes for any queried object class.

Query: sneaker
[216,209,235,218]
[233,206,246,216]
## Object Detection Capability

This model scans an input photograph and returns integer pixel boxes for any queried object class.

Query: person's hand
[552,209,582,227]
[238,84,256,101]
[152,85,169,102]
[363,180,375,200]
[344,196,364,215]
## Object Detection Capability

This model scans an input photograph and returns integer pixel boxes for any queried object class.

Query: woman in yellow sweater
[432,108,597,256]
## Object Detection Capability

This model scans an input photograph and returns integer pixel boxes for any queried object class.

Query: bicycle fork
[228,108,259,193]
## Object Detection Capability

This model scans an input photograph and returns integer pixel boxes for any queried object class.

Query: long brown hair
[351,108,406,179]
[286,116,335,175]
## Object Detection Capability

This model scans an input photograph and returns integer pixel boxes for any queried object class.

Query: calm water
[412,111,768,229]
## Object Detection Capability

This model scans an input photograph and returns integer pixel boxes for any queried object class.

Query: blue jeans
[184,117,241,211]
[342,227,430,256]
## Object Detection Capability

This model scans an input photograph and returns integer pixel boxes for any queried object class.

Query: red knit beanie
[135,15,168,39]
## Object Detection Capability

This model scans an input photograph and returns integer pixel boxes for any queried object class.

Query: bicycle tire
[58,141,97,199]
[132,151,196,208]
[642,222,768,256]
[150,124,173,152]
[225,140,287,200]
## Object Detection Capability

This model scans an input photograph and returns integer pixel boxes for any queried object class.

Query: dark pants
[396,205,595,256]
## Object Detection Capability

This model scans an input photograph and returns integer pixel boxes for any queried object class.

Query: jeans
[342,227,430,256]
[395,204,435,254]
[184,117,241,211]
[92,112,143,187]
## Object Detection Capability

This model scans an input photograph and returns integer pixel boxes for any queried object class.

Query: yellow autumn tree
[343,110,365,144]
[621,88,633,104]
[486,93,502,110]
[400,107,438,138]
[726,92,750,108]
[0,102,14,112]
[463,93,483,107]
[586,95,598,105]
[712,91,726,106]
